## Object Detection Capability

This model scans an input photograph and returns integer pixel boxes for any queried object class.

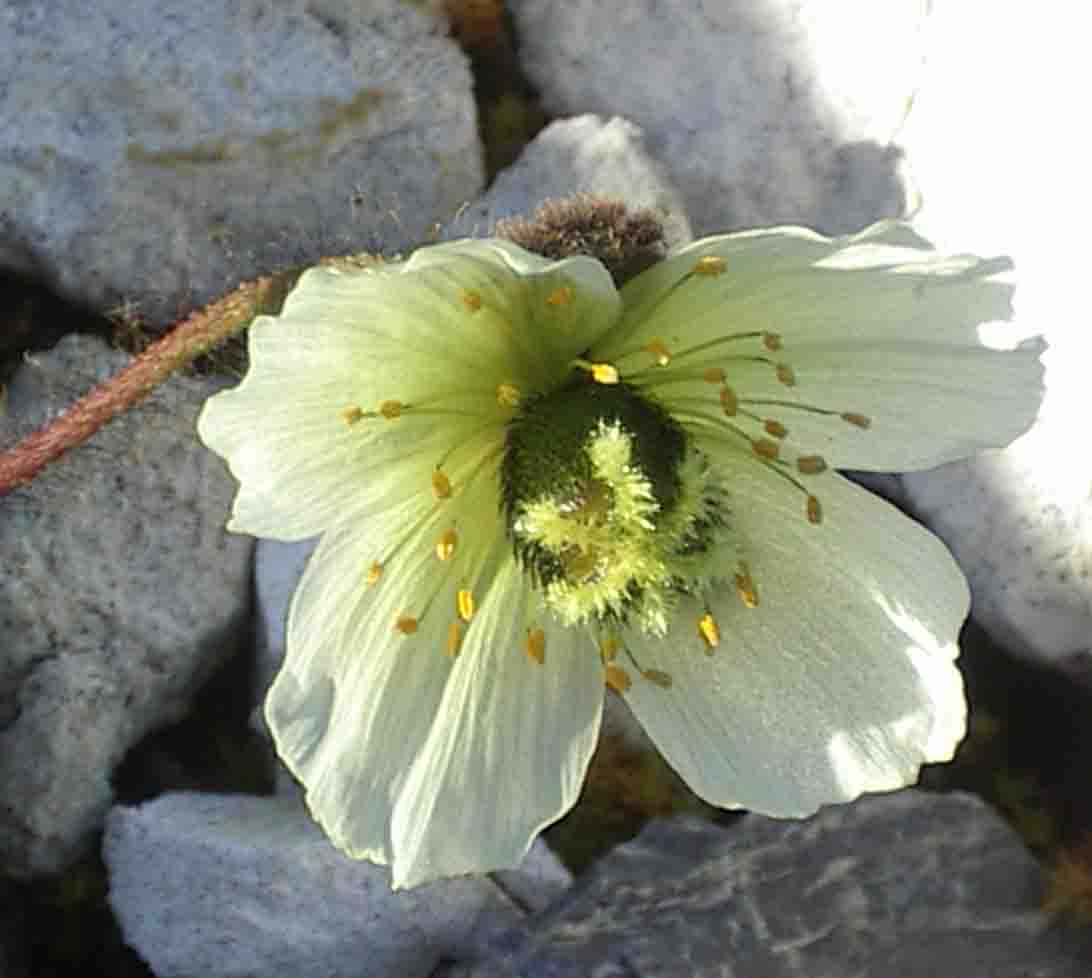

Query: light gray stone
[104,791,572,978]
[444,114,692,247]
[901,447,1091,675]
[0,0,482,329]
[508,0,923,235]
[0,333,252,877]
[449,791,1092,978]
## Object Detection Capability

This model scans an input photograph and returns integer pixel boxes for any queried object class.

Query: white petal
[199,239,621,539]
[388,560,603,889]
[266,455,509,864]
[595,221,1042,471]
[400,238,623,386]
[621,463,968,817]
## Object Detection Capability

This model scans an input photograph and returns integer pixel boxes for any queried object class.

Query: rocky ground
[1,2,1090,976]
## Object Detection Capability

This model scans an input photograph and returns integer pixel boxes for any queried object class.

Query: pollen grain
[605,663,632,693]
[698,612,720,650]
[694,255,727,277]
[496,383,521,407]
[842,412,872,429]
[797,455,827,475]
[432,468,452,499]
[645,338,672,366]
[526,627,546,665]
[436,528,458,561]
[446,621,462,657]
[546,284,574,307]
[457,588,475,622]
[643,669,673,688]
[735,563,759,609]
[775,364,796,387]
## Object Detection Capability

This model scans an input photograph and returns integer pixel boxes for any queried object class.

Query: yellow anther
[460,289,483,312]
[806,495,823,525]
[546,284,574,307]
[496,383,521,407]
[395,614,418,635]
[643,669,673,689]
[599,636,619,662]
[764,419,788,439]
[342,405,365,426]
[435,528,458,561]
[752,438,780,461]
[698,612,720,650]
[703,367,726,384]
[526,627,546,665]
[446,621,462,658]
[693,255,727,277]
[735,562,759,609]
[762,332,783,351]
[590,363,619,385]
[841,411,872,429]
[775,364,796,387]
[645,338,672,366]
[457,588,475,622]
[432,468,452,499]
[365,561,383,587]
[379,399,404,419]
[797,455,827,475]
[719,386,738,416]
[604,663,632,693]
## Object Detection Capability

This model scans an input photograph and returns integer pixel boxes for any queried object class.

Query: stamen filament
[625,354,783,387]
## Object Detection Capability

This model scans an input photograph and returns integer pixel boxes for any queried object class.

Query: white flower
[198,221,1042,888]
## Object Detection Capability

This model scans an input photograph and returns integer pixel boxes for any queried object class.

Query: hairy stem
[0,271,298,497]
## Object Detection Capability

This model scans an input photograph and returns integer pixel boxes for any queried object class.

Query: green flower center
[501,374,724,634]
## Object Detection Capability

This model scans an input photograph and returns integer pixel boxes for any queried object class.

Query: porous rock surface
[0,0,482,329]
[105,790,572,978]
[0,334,252,877]
[509,0,921,235]
[446,791,1092,978]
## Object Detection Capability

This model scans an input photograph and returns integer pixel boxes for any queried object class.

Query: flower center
[501,374,724,634]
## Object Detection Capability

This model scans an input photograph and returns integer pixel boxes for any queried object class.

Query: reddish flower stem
[0,272,295,497]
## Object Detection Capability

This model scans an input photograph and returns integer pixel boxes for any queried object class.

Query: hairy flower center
[501,375,723,633]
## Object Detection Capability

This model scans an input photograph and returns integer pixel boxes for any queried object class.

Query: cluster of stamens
[334,249,875,696]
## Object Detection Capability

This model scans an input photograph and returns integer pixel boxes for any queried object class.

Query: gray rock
[901,448,1091,676]
[444,115,692,247]
[509,0,923,235]
[0,0,482,329]
[0,333,252,878]
[104,791,572,978]
[449,792,1092,977]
